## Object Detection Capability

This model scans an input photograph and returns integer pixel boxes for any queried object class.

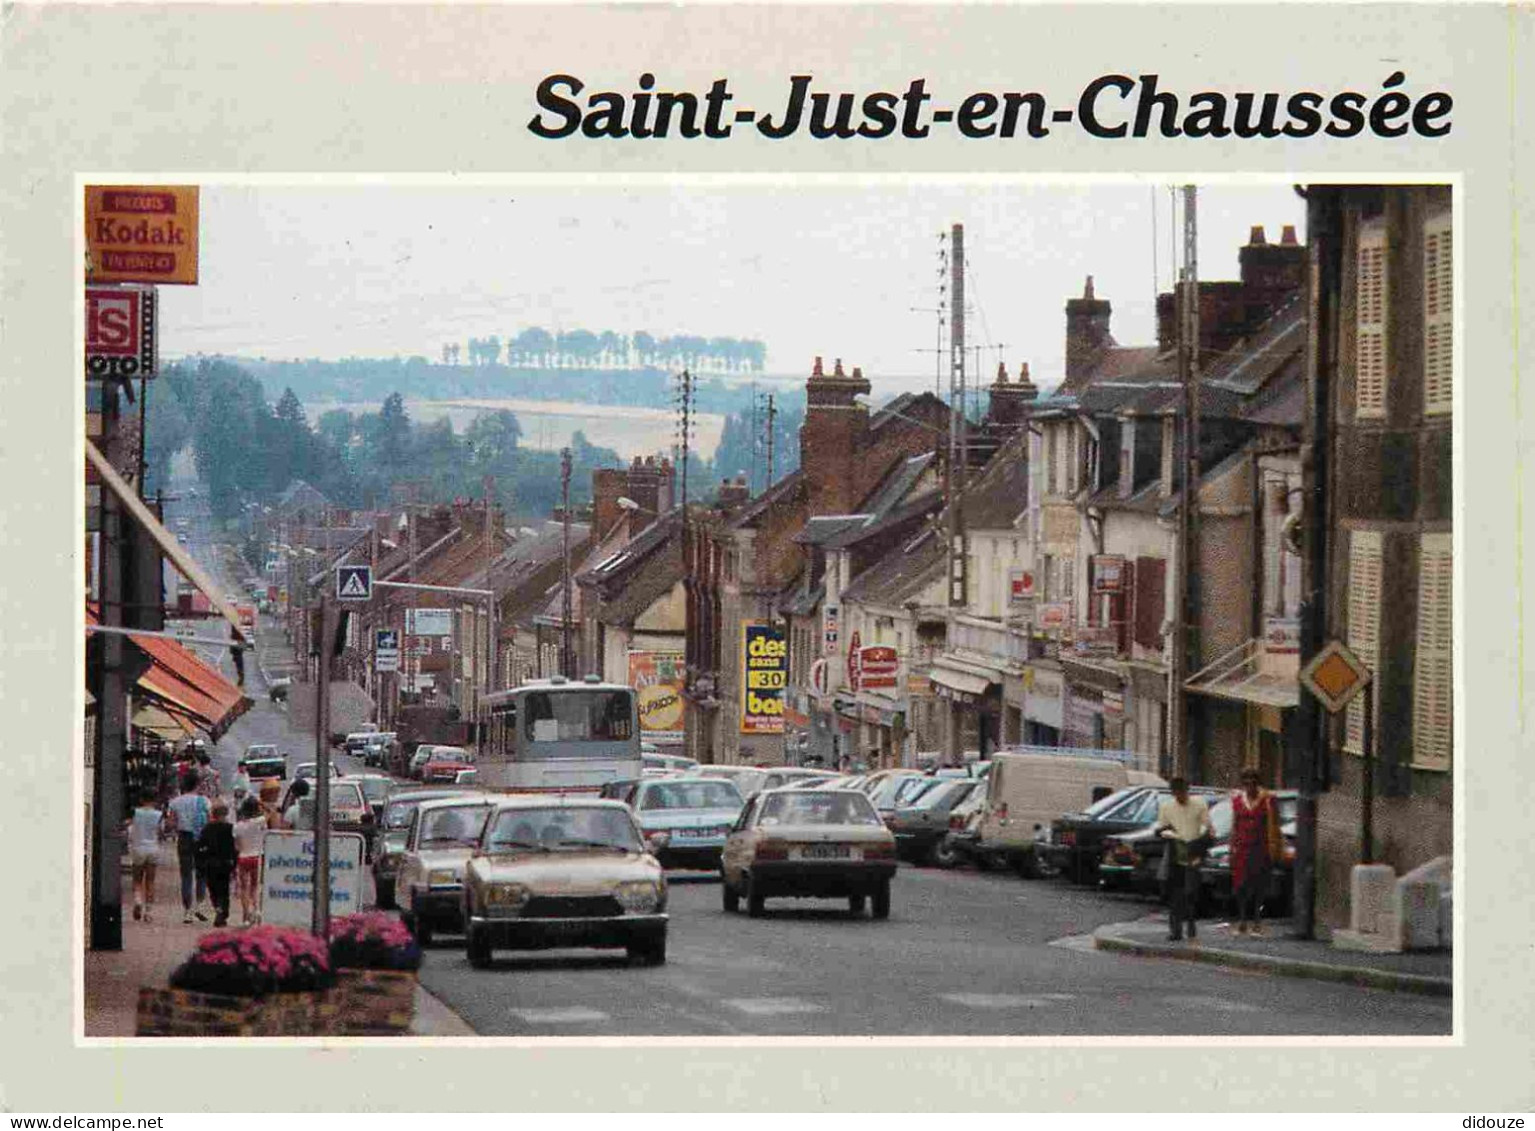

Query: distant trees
[458,327,765,374]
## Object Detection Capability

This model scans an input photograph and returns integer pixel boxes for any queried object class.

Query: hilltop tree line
[454,329,766,373]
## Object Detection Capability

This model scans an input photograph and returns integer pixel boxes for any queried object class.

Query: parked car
[1044,784,1222,884]
[361,733,396,769]
[461,797,669,967]
[931,780,990,869]
[628,777,744,870]
[344,731,378,758]
[396,795,497,944]
[1100,790,1299,900]
[372,786,482,909]
[720,788,898,918]
[408,746,437,780]
[886,778,981,864]
[421,745,475,784]
[977,752,1160,877]
[1198,794,1300,916]
[267,677,290,704]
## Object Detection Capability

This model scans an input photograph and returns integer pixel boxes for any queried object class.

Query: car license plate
[793,844,856,861]
[673,828,708,839]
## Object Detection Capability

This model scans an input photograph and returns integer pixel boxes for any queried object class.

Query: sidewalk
[85,857,476,1036]
[1092,913,1452,997]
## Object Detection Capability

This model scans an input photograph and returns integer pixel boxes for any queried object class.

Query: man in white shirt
[1155,777,1214,942]
[283,778,315,831]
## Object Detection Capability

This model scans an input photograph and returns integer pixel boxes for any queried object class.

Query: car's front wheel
[746,873,766,918]
[628,934,667,966]
[871,879,891,920]
[466,923,492,968]
[375,878,396,910]
[930,835,961,869]
[848,893,867,916]
[721,873,740,913]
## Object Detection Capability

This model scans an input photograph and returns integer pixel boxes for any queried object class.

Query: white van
[976,752,1163,876]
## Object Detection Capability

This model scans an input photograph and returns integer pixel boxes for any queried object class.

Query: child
[233,796,267,925]
[195,802,239,928]
[123,791,164,923]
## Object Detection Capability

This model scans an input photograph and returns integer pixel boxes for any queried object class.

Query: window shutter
[1134,556,1166,650]
[1114,560,1134,654]
[1356,224,1389,419]
[1086,557,1099,626]
[1412,533,1453,770]
[1344,530,1383,753]
[1423,213,1453,417]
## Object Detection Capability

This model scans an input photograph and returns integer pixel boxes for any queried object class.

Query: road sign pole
[1360,680,1374,866]
[311,594,332,938]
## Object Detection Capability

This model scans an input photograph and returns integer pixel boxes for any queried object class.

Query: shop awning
[929,664,993,699]
[132,701,197,740]
[87,606,254,740]
[1185,638,1300,709]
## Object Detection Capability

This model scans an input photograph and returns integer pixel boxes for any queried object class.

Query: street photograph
[82,179,1454,1040]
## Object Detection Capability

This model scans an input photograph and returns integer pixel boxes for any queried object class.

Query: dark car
[1100,790,1299,901]
[238,750,287,782]
[886,778,980,865]
[1045,785,1222,884]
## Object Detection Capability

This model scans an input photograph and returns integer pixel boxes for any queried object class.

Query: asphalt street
[168,497,1451,1039]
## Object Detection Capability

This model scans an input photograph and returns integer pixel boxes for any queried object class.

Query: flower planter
[135,986,328,1037]
[328,968,418,1035]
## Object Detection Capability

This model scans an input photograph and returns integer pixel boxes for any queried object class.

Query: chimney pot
[996,361,1008,384]
[833,358,845,377]
[812,356,824,377]
[1249,225,1267,246]
[1281,224,1298,246]
[851,366,862,380]
[1083,275,1096,300]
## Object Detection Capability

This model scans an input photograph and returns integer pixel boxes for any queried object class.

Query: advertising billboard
[85,185,200,285]
[85,285,156,380]
[740,622,786,735]
[628,650,685,742]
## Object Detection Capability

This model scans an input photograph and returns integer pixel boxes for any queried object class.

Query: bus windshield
[522,690,634,748]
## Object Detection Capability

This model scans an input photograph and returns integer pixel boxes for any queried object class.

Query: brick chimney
[656,456,675,514]
[800,355,871,516]
[627,455,662,519]
[1239,221,1306,299]
[591,467,628,537]
[986,361,1038,431]
[717,475,751,511]
[1065,276,1113,388]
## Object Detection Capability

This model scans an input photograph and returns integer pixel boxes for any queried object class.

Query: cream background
[1,1,1530,1112]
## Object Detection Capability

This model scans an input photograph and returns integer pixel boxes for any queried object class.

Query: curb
[1092,929,1453,997]
[411,984,477,1036]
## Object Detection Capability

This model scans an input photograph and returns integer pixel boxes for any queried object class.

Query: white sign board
[407,607,453,637]
[376,628,400,673]
[259,830,366,927]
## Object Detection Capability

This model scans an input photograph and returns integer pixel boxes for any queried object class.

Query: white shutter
[1412,533,1453,770]
[1356,224,1389,419]
[1423,213,1453,416]
[1344,529,1383,754]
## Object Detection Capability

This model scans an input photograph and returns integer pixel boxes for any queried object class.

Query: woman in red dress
[1229,768,1278,935]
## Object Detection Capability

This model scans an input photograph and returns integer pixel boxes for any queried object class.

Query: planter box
[135,986,329,1037]
[328,968,417,1035]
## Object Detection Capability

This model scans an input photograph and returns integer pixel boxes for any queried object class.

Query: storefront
[1060,656,1127,751]
[1018,663,1065,747]
[929,656,1003,761]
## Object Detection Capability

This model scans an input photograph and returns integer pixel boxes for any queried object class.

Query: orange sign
[86,185,200,285]
[1299,639,1372,714]
[628,651,685,740]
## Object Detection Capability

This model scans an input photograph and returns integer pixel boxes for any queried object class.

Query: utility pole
[560,448,574,678]
[749,380,758,493]
[676,368,694,517]
[484,475,497,695]
[763,393,777,487]
[311,593,332,937]
[1170,184,1201,780]
[89,379,126,951]
[944,223,969,768]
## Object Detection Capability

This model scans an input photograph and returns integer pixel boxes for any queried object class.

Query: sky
[157,181,1305,398]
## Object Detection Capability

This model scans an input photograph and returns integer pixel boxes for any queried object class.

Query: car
[344,731,377,757]
[280,779,372,845]
[627,777,744,869]
[461,797,669,968]
[420,745,475,784]
[719,788,898,918]
[362,733,397,769]
[931,781,990,869]
[293,761,344,783]
[267,678,291,704]
[688,764,769,800]
[757,767,841,792]
[1044,784,1224,884]
[343,772,395,819]
[408,746,438,781]
[371,787,483,909]
[1100,790,1300,899]
[886,778,982,864]
[396,795,497,944]
[238,754,287,783]
[642,752,700,777]
[861,770,940,820]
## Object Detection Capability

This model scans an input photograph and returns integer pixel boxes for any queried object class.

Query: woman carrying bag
[1229,767,1284,935]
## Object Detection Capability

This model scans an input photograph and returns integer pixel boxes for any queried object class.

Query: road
[161,507,1451,1038]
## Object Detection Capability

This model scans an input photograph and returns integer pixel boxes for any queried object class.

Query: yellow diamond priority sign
[1299,638,1372,714]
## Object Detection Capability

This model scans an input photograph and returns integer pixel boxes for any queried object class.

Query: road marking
[722,997,824,1016]
[1161,995,1261,1013]
[941,992,1076,1009]
[510,1007,609,1024]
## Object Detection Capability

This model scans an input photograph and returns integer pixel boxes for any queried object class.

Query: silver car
[396,796,496,944]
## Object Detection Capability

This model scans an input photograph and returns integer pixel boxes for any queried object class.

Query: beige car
[396,795,496,944]
[720,788,899,919]
[461,797,668,968]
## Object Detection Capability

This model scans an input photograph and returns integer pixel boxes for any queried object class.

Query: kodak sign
[740,622,787,735]
[85,186,200,285]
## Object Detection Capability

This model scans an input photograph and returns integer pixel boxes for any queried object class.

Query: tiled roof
[841,528,946,607]
[961,431,1031,530]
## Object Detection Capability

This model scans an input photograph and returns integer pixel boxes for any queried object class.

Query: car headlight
[428,868,460,887]
[614,880,662,914]
[481,882,530,911]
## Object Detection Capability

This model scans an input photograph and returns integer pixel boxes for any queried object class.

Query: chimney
[1065,275,1113,388]
[801,354,872,516]
[627,455,662,518]
[717,476,750,511]
[1240,221,1306,298]
[1249,224,1268,246]
[986,360,1038,431]
[655,456,675,514]
[591,467,628,537]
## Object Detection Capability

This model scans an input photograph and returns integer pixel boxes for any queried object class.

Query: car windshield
[639,780,742,812]
[419,804,491,847]
[355,778,391,802]
[1085,787,1139,818]
[758,791,881,827]
[384,799,426,829]
[910,780,975,810]
[484,807,643,853]
[428,748,468,762]
[331,784,365,810]
[522,690,634,744]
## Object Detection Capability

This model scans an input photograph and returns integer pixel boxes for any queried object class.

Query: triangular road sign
[336,565,372,601]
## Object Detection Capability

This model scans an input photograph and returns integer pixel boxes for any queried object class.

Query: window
[1355,223,1389,419]
[1067,424,1081,495]
[1046,427,1058,495]
[1133,557,1167,651]
[1345,530,1383,754]
[1423,212,1453,416]
[1412,533,1453,769]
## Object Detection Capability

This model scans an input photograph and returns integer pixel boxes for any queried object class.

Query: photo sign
[85,285,156,380]
[740,622,786,734]
[85,185,200,286]
[628,650,685,741]
[259,830,366,928]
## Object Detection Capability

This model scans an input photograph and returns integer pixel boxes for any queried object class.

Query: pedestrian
[230,764,253,811]
[195,751,221,801]
[123,790,165,923]
[167,772,212,923]
[234,796,267,925]
[283,778,314,831]
[259,778,284,829]
[196,802,238,928]
[1229,767,1284,936]
[1154,777,1215,942]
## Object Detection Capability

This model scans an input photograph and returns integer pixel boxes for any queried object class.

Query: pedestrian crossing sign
[336,565,372,601]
